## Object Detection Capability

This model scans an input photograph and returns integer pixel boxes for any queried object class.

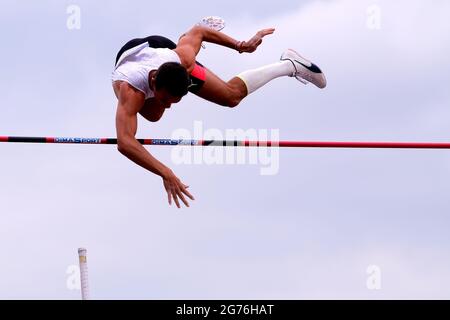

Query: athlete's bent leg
[192,50,326,107]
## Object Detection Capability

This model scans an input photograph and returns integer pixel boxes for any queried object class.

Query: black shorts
[115,35,206,93]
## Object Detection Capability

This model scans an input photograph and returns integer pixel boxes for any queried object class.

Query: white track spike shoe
[197,16,226,31]
[280,49,327,89]
[196,16,226,49]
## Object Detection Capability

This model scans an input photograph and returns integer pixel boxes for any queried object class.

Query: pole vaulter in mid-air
[111,17,327,208]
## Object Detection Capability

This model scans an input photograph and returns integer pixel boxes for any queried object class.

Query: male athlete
[112,19,326,208]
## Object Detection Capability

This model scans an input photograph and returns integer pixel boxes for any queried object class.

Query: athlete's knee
[227,98,241,108]
[226,86,243,108]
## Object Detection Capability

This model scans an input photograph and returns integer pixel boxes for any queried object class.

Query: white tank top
[111,42,181,99]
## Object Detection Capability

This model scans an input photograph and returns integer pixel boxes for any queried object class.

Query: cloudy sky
[1,0,450,299]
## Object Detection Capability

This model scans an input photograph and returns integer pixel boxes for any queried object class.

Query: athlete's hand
[162,169,195,208]
[237,28,275,53]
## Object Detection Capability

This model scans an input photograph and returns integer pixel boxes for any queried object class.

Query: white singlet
[111,42,181,99]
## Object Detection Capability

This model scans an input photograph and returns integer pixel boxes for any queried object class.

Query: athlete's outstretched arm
[174,26,275,72]
[115,82,194,208]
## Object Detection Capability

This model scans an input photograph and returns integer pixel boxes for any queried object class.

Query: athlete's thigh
[192,68,234,106]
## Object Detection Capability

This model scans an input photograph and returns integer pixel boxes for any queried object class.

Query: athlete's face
[154,89,182,109]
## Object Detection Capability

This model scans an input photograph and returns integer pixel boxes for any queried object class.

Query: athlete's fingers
[183,183,190,189]
[176,189,190,207]
[260,28,275,36]
[172,191,181,208]
[174,184,190,206]
[178,182,194,200]
[167,190,173,206]
[181,186,195,201]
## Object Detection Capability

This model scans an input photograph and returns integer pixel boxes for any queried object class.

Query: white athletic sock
[236,60,295,95]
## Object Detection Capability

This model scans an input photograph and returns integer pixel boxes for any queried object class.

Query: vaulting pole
[78,248,90,300]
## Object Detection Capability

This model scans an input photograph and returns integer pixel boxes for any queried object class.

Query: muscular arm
[174,25,275,72]
[174,26,240,72]
[115,82,169,178]
[115,81,194,207]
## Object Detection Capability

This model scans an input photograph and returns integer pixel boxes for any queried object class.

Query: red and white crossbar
[2,136,450,149]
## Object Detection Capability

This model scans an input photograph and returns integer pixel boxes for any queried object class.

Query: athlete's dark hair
[154,62,190,97]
